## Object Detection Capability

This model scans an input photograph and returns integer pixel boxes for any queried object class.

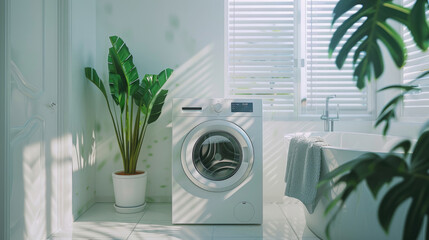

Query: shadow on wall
[71,128,97,218]
[94,44,219,203]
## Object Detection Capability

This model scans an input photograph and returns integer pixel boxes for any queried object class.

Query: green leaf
[376,22,406,68]
[318,157,365,187]
[148,90,168,124]
[133,74,153,112]
[378,181,414,234]
[332,0,364,24]
[109,36,140,96]
[330,0,408,89]
[409,0,429,50]
[329,8,370,57]
[403,185,429,240]
[335,20,370,69]
[378,84,419,92]
[390,139,412,158]
[150,68,173,96]
[416,70,429,80]
[85,67,108,101]
[380,3,410,26]
[411,131,429,171]
[369,43,384,79]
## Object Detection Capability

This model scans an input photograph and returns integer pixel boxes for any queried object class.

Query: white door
[8,0,59,239]
[181,120,254,192]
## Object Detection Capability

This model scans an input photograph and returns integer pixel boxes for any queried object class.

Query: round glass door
[193,131,243,181]
[181,120,254,192]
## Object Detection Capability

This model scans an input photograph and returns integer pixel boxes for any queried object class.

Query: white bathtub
[284,132,422,240]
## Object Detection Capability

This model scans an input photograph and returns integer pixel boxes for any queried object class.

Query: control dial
[213,103,223,113]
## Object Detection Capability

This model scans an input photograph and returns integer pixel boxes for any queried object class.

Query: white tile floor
[49,202,320,240]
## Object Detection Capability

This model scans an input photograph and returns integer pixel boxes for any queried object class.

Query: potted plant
[84,35,173,213]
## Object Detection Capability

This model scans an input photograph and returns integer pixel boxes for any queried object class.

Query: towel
[285,136,328,213]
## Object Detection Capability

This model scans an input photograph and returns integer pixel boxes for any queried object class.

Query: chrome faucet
[320,95,339,132]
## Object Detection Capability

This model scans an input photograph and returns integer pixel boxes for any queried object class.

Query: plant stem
[131,106,141,172]
[104,96,126,170]
[134,108,151,171]
[120,108,128,172]
[130,99,134,166]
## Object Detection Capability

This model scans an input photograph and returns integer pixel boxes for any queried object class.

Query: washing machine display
[193,131,243,181]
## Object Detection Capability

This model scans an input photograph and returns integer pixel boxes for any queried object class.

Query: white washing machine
[172,98,262,224]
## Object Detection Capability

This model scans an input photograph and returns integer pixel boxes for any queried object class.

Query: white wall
[66,0,98,219]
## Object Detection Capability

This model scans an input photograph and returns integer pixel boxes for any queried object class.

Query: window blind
[402,0,429,117]
[226,0,296,113]
[303,0,372,116]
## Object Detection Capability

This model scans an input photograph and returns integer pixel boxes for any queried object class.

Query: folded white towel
[285,136,328,213]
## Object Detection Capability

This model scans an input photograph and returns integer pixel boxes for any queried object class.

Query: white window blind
[226,0,296,114]
[226,0,373,118]
[402,0,429,117]
[303,0,372,116]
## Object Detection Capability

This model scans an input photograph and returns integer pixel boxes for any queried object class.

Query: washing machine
[172,98,262,224]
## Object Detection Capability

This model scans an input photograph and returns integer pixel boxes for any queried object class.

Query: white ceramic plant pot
[112,170,147,213]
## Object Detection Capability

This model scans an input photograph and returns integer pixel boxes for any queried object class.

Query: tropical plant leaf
[148,89,168,124]
[390,139,412,158]
[146,69,173,123]
[322,128,429,240]
[411,130,429,171]
[378,84,419,92]
[85,36,174,175]
[377,180,414,234]
[319,153,379,187]
[409,0,429,50]
[85,67,108,101]
[109,36,140,97]
[375,84,420,135]
[133,74,153,113]
[329,0,410,89]
[150,68,173,96]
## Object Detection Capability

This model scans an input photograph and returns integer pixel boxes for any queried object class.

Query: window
[226,0,296,115]
[303,0,372,117]
[226,0,373,118]
[402,0,429,117]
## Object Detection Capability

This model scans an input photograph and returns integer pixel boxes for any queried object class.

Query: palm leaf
[330,0,410,89]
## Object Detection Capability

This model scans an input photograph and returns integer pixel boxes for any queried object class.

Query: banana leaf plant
[320,0,429,239]
[84,36,173,174]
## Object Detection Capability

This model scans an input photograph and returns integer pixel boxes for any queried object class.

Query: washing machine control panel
[231,102,253,112]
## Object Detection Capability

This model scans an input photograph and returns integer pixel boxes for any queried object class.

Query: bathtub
[284,132,422,240]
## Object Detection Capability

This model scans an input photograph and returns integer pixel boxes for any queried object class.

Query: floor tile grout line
[125,203,151,240]
[276,203,300,240]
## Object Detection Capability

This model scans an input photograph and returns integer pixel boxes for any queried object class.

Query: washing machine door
[181,120,254,192]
